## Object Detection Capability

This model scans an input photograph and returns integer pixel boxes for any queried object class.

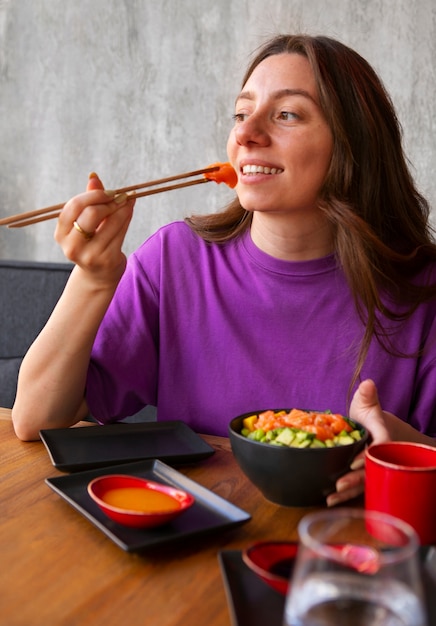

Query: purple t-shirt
[86,221,436,437]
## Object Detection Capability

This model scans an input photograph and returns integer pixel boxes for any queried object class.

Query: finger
[65,194,134,254]
[56,189,114,237]
[351,379,381,413]
[350,450,365,470]
[349,379,390,443]
[59,172,109,233]
[90,196,134,245]
[60,189,116,224]
[58,187,131,231]
[327,482,364,506]
[58,199,134,269]
[87,172,105,192]
[327,468,365,506]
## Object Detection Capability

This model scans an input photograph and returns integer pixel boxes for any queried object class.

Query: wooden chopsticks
[0,165,220,228]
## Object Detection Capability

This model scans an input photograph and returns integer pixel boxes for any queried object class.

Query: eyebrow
[235,88,317,106]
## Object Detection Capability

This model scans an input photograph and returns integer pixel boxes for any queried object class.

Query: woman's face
[227,53,333,216]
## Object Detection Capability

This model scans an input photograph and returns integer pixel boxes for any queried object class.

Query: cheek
[295,132,332,177]
[315,143,333,184]
[314,127,334,169]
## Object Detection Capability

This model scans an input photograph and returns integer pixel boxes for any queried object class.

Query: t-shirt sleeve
[85,244,160,424]
[408,315,436,438]
[409,359,436,438]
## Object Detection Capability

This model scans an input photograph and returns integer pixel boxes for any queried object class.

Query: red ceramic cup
[365,442,436,545]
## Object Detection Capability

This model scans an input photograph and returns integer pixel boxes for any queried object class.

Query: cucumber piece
[291,437,312,448]
[310,438,326,448]
[275,428,296,446]
[295,430,313,442]
[336,434,355,445]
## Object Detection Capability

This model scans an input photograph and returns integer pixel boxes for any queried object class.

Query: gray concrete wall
[0,0,435,262]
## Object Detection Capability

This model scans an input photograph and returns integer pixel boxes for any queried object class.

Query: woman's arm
[12,174,135,441]
[326,378,436,506]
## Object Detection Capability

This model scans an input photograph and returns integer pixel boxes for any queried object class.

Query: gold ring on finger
[73,220,95,241]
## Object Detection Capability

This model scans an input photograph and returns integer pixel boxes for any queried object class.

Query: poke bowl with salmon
[228,408,369,506]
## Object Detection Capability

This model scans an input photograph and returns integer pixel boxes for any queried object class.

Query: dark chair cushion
[0,259,156,421]
[0,357,22,409]
[0,259,73,407]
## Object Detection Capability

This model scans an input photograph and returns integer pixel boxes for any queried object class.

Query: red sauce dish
[242,541,299,595]
[87,474,195,529]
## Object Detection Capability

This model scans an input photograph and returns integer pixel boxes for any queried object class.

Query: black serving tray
[46,459,251,552]
[218,547,436,626]
[40,421,214,472]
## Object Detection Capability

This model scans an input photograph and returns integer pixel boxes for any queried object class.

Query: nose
[234,113,270,147]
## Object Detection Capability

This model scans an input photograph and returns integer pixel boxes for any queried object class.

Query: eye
[232,112,248,123]
[278,111,299,121]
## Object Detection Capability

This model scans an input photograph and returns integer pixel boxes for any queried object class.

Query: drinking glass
[283,508,427,626]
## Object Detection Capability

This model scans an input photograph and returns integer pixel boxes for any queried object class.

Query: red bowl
[242,541,299,595]
[87,474,195,528]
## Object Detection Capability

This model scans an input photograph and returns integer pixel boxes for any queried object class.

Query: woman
[12,34,436,507]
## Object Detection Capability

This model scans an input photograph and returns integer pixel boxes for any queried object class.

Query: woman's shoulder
[129,221,240,275]
[137,221,207,252]
[133,220,243,260]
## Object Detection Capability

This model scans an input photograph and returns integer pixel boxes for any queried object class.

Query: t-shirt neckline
[240,228,338,276]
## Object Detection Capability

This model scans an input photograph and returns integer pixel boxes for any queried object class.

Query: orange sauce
[102,487,181,513]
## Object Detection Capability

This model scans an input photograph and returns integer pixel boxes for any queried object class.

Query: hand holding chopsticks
[0,162,237,228]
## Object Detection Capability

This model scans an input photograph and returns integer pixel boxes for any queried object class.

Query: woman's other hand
[326,379,390,506]
[326,378,435,506]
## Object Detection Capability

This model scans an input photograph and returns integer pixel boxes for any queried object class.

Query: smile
[242,165,284,175]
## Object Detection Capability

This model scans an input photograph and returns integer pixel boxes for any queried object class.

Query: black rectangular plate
[46,459,251,552]
[40,421,214,471]
[218,548,436,626]
[218,550,284,626]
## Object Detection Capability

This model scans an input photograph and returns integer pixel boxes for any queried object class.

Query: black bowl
[229,409,369,507]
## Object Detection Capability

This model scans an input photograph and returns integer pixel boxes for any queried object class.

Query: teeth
[242,165,283,175]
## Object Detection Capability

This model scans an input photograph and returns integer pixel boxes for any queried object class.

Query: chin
[238,192,278,213]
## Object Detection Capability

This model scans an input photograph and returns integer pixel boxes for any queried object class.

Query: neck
[250,211,334,261]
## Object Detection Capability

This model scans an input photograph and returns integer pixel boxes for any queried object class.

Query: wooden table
[0,408,321,626]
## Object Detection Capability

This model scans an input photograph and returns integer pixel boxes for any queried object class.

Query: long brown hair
[185,34,436,392]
